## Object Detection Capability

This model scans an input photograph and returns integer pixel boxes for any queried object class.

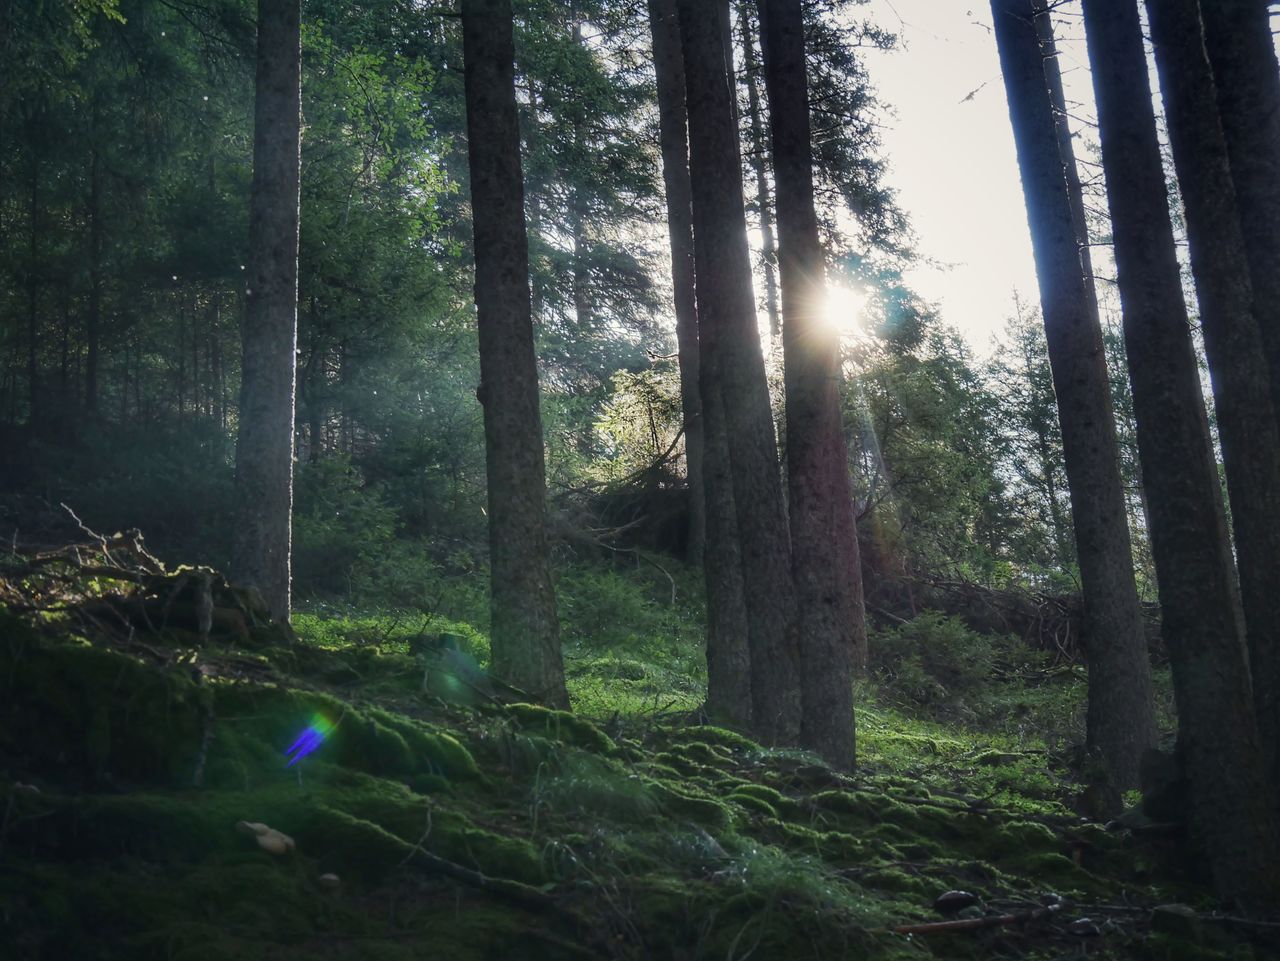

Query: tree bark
[758,0,864,769]
[741,3,782,343]
[86,106,102,417]
[231,0,302,625]
[26,155,39,428]
[650,0,749,725]
[646,1,708,568]
[462,0,569,708]
[1146,0,1280,808]
[991,0,1156,791]
[1035,5,1098,319]
[1083,0,1280,913]
[1201,0,1280,413]
[677,0,801,744]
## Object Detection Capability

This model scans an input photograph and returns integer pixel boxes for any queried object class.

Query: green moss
[505,703,617,755]
[366,708,480,780]
[729,782,795,812]
[429,812,545,885]
[858,866,934,897]
[537,753,659,824]
[667,725,761,754]
[726,791,778,818]
[0,621,207,787]
[647,780,735,828]
[987,819,1060,857]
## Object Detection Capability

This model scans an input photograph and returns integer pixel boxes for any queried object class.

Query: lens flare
[285,713,335,766]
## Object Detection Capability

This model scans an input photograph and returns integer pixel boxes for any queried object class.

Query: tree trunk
[678,0,801,744]
[649,0,747,724]
[757,0,864,769]
[231,0,303,625]
[1201,0,1280,413]
[86,114,102,417]
[26,156,39,428]
[647,0,707,568]
[1035,5,1099,319]
[741,3,781,343]
[1083,0,1280,913]
[991,0,1156,792]
[462,0,569,708]
[1146,0,1280,809]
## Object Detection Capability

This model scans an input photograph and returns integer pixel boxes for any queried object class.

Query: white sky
[858,0,1096,351]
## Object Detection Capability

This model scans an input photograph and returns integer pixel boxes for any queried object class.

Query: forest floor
[0,550,1266,961]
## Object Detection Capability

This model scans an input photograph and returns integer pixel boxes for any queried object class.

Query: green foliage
[555,563,706,717]
[869,611,1046,712]
[849,329,1007,577]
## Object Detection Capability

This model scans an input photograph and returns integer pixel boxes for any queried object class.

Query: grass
[0,559,1223,961]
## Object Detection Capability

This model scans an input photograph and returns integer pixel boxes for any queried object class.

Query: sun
[820,284,869,337]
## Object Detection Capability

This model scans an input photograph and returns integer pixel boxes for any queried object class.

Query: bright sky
[858,0,1095,351]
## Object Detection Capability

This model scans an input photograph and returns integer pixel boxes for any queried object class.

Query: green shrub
[869,611,1048,716]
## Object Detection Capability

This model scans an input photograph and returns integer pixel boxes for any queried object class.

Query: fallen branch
[885,901,1062,936]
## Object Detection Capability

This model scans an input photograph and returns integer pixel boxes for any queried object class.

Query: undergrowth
[0,560,1235,961]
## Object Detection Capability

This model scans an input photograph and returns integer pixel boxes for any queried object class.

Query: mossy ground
[0,573,1262,961]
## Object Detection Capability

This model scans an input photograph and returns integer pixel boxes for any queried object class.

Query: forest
[2,0,1280,957]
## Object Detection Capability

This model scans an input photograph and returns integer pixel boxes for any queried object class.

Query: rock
[1066,917,1101,937]
[236,820,296,856]
[933,890,979,915]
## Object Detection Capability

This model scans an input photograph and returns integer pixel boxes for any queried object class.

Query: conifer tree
[990,0,1155,793]
[232,0,303,624]
[461,0,568,707]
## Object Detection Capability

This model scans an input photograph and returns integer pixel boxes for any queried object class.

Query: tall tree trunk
[461,0,569,708]
[1146,0,1280,806]
[1201,0,1280,412]
[1035,5,1099,319]
[649,0,747,724]
[647,0,707,568]
[741,3,781,343]
[190,294,201,417]
[677,0,800,744]
[231,0,303,625]
[212,293,226,431]
[86,113,102,417]
[991,0,1156,792]
[758,0,864,769]
[176,295,187,424]
[1083,0,1280,913]
[26,156,39,428]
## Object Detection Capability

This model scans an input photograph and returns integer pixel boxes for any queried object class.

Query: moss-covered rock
[647,780,736,829]
[505,703,617,755]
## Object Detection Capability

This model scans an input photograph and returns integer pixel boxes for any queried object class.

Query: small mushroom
[318,873,341,889]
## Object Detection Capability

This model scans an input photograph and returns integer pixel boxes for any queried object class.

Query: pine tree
[1146,0,1280,807]
[461,0,568,707]
[757,0,863,769]
[990,0,1155,793]
[1083,0,1280,911]
[1200,0,1280,411]
[677,0,801,743]
[648,0,751,726]
[232,0,303,624]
